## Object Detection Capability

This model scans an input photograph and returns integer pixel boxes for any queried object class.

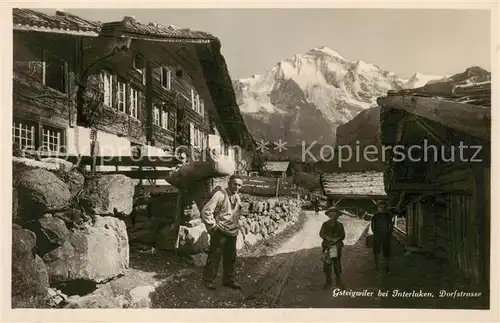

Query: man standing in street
[370,200,395,273]
[201,175,244,290]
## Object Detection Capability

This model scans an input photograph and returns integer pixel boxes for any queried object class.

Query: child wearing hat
[319,207,346,289]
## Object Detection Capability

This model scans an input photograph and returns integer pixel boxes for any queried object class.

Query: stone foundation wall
[12,157,133,308]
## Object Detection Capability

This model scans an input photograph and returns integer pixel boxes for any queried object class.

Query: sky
[37,8,491,80]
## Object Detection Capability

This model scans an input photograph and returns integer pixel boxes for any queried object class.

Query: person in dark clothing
[313,197,320,215]
[370,200,395,273]
[319,207,346,289]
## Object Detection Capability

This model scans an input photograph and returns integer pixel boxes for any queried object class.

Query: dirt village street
[149,210,488,309]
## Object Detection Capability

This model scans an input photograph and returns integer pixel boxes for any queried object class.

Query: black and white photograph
[3,1,498,321]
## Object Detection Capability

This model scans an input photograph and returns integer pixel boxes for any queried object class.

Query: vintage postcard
[2,1,498,322]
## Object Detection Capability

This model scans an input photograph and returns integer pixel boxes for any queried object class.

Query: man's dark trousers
[373,232,391,259]
[203,228,237,284]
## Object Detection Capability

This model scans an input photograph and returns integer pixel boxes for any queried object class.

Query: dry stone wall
[162,193,302,267]
[12,158,133,308]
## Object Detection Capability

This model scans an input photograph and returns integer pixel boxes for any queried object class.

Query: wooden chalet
[12,9,255,177]
[377,67,491,291]
[320,171,387,216]
[261,160,292,178]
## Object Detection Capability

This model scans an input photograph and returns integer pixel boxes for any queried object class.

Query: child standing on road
[319,207,346,289]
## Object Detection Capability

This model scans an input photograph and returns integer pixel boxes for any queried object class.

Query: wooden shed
[377,67,491,291]
[261,161,292,178]
[320,171,387,216]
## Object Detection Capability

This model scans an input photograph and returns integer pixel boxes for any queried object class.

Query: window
[42,126,62,152]
[12,119,64,152]
[194,127,199,147]
[196,94,200,113]
[153,105,160,126]
[161,67,171,89]
[168,111,176,131]
[161,108,169,130]
[117,80,126,113]
[190,88,204,116]
[188,123,203,148]
[12,120,35,150]
[43,52,67,93]
[129,87,139,119]
[191,88,196,111]
[133,53,144,73]
[101,70,113,107]
[198,128,204,150]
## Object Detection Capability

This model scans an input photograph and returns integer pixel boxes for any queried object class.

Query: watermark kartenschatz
[21,138,484,166]
[257,138,483,165]
[332,288,483,299]
[301,140,483,165]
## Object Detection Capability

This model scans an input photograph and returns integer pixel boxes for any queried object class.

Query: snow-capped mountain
[404,72,445,89]
[336,66,490,151]
[233,46,441,145]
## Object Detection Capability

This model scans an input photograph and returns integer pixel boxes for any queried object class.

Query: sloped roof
[13,8,102,35]
[12,8,255,149]
[378,67,491,141]
[262,161,290,172]
[100,16,217,43]
[321,171,386,198]
[13,9,217,43]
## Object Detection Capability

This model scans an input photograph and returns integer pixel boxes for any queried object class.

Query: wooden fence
[239,175,294,197]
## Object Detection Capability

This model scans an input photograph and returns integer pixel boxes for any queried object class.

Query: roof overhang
[378,94,490,141]
[13,24,100,36]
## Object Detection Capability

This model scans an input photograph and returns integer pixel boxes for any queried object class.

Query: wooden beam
[326,194,387,200]
[23,150,182,167]
[96,170,174,179]
[145,61,153,143]
[378,95,490,141]
[415,117,450,146]
[391,179,471,194]
[332,199,343,206]
[135,185,179,194]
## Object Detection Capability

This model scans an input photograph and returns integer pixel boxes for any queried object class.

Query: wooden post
[472,165,489,289]
[173,190,183,253]
[275,177,280,197]
[145,62,154,143]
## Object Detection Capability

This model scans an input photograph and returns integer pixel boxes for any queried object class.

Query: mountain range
[232,46,445,147]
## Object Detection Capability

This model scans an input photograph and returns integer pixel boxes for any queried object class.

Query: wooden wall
[404,166,488,284]
[13,30,211,154]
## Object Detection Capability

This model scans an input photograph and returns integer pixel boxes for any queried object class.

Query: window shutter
[191,88,195,110]
[189,122,195,145]
[167,69,171,90]
[199,129,204,150]
[126,84,131,115]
